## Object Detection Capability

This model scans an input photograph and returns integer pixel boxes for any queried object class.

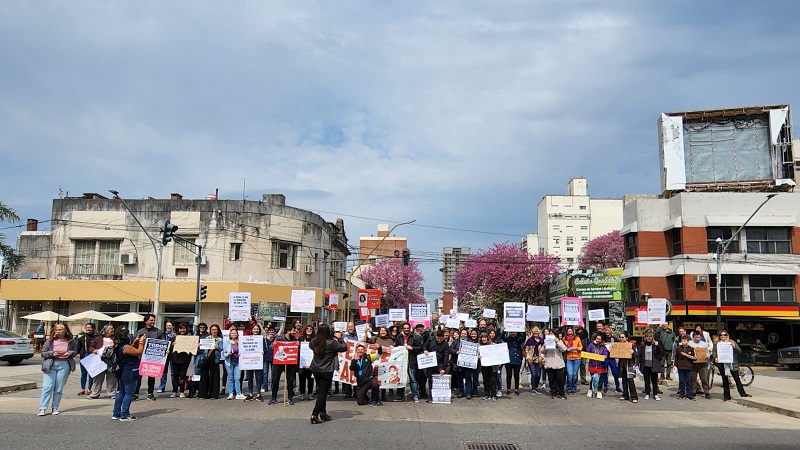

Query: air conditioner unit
[120,253,137,265]
[694,275,708,283]
[304,264,315,273]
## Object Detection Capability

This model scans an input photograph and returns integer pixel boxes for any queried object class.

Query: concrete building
[441,247,470,292]
[529,178,623,267]
[358,224,407,265]
[2,192,349,332]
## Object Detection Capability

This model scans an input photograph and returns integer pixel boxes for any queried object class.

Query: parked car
[777,346,800,370]
[0,330,34,365]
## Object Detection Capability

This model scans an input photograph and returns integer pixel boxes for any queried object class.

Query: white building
[526,178,623,268]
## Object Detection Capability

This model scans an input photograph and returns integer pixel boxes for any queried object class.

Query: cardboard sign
[173,335,199,355]
[290,289,316,313]
[503,302,526,332]
[388,309,406,322]
[527,305,550,323]
[431,375,451,404]
[561,297,583,326]
[416,353,438,370]
[609,342,633,359]
[581,351,606,362]
[229,292,251,322]
[139,338,170,378]
[588,309,606,322]
[483,309,496,319]
[273,341,299,365]
[694,347,708,363]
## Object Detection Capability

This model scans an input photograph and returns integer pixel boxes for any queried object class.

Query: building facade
[2,192,349,332]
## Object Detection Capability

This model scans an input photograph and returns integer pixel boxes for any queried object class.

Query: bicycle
[708,362,754,387]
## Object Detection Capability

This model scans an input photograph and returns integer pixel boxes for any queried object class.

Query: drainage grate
[463,443,520,450]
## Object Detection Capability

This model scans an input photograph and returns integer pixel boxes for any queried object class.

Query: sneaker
[119,416,138,421]
[260,388,266,393]
[369,401,378,407]
[632,399,638,403]
[491,397,497,402]
[52,409,60,415]
[111,416,119,420]
[597,392,603,399]
[227,394,235,400]
[169,393,178,398]
[587,390,592,398]
[615,388,623,393]
[644,394,650,400]
[531,389,539,395]
[413,396,420,403]
[619,396,628,401]
[654,395,661,401]
[285,399,295,405]
[157,389,165,393]
[267,398,278,405]
[38,409,46,416]
[179,392,185,398]
[466,394,472,399]
[235,394,247,400]
[147,394,156,401]
[496,391,503,398]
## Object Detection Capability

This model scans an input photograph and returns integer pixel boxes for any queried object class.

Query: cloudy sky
[2,1,799,296]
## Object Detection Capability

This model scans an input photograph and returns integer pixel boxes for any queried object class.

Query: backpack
[101,345,121,373]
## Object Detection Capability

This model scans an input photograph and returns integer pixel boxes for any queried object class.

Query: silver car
[777,346,800,370]
[0,330,35,365]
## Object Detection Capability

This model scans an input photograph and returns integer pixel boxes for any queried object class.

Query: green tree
[0,200,24,274]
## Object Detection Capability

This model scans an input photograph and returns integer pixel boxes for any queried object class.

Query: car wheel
[6,358,24,366]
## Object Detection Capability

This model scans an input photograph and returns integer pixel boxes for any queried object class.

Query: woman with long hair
[88,324,117,399]
[198,324,222,399]
[563,327,583,395]
[525,327,544,395]
[298,324,316,401]
[244,324,265,401]
[38,323,77,416]
[168,323,192,398]
[539,329,567,400]
[112,326,145,421]
[309,324,346,424]
[223,328,246,400]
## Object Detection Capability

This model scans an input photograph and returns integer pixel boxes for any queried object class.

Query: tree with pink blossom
[452,242,563,312]
[359,258,426,311]
[577,230,624,269]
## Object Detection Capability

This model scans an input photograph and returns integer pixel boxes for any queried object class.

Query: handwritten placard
[173,335,199,355]
[609,342,632,359]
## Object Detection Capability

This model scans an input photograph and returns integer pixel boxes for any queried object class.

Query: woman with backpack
[87,324,117,399]
[112,326,144,421]
[38,323,77,416]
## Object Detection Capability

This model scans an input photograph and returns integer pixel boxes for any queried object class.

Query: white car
[0,330,35,365]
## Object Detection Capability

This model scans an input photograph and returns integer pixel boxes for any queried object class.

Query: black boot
[310,415,321,424]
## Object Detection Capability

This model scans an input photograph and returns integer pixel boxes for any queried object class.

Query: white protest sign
[431,375,451,404]
[527,305,550,322]
[457,341,479,369]
[483,309,496,319]
[374,314,390,328]
[228,292,251,322]
[333,322,347,332]
[446,318,460,329]
[545,335,557,350]
[408,303,430,328]
[716,342,734,364]
[438,315,449,324]
[647,298,667,324]
[80,352,108,378]
[238,335,263,370]
[464,319,477,328]
[199,337,215,350]
[503,302,526,332]
[388,309,406,322]
[290,289,316,313]
[588,309,606,322]
[299,341,313,369]
[456,313,469,322]
[328,292,339,310]
[355,323,367,342]
[416,353,438,370]
[449,308,458,316]
[561,297,583,326]
[636,309,649,325]
[478,343,510,366]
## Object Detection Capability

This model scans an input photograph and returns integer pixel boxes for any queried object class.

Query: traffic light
[162,220,178,246]
[402,247,410,266]
[199,285,207,301]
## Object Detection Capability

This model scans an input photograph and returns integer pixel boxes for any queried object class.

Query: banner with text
[139,338,170,378]
[229,292,252,322]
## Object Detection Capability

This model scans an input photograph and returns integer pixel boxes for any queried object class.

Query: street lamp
[109,190,164,321]
[345,219,415,322]
[715,194,777,334]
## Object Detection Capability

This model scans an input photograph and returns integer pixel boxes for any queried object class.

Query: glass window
[745,227,791,254]
[230,243,242,261]
[164,303,195,313]
[74,240,95,265]
[272,241,297,269]
[625,233,638,259]
[97,302,131,313]
[669,275,684,301]
[709,274,743,302]
[627,278,639,303]
[18,301,44,312]
[669,228,682,256]
[173,237,198,266]
[580,226,588,231]
[579,205,587,210]
[707,227,739,253]
[749,275,794,302]
[99,240,121,266]
[52,301,69,316]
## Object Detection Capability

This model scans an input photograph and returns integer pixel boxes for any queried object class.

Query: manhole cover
[463,443,520,450]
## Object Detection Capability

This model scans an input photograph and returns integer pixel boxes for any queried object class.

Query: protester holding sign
[198,324,222,399]
[87,324,117,399]
[270,327,299,405]
[524,327,545,395]
[243,324,265,402]
[135,314,164,401]
[349,344,380,406]
[297,325,316,401]
[674,334,696,400]
[309,324,347,424]
[112,326,144,421]
[168,323,193,398]
[223,329,246,400]
[477,333,499,401]
[393,323,423,403]
[637,331,663,401]
[563,327,583,395]
[586,334,609,399]
[502,331,525,396]
[368,326,396,402]
[688,332,711,399]
[615,332,638,403]
[712,331,750,401]
[539,329,567,399]
[423,330,454,402]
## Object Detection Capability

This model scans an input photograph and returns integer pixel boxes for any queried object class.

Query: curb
[0,382,38,394]
[737,398,800,419]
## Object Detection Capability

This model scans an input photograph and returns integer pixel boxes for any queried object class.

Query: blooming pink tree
[577,230,624,269]
[359,259,426,310]
[452,242,563,311]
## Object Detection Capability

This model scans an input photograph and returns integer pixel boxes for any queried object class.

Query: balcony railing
[58,263,122,280]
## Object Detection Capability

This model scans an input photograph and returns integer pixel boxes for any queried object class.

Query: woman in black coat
[309,324,346,424]
[637,331,664,400]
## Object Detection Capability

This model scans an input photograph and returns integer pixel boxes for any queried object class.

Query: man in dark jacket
[423,330,455,402]
[134,314,164,400]
[349,344,380,406]
[393,322,423,402]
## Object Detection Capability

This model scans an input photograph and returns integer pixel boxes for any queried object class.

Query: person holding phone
[38,324,77,416]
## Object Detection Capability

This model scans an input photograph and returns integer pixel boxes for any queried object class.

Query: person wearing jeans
[38,324,77,416]
[223,328,245,399]
[674,335,696,399]
[112,326,144,421]
[637,331,664,400]
[76,323,97,395]
[262,328,275,392]
[158,321,176,393]
[563,327,583,394]
[393,323,423,402]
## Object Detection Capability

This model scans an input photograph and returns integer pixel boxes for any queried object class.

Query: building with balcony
[1,192,349,333]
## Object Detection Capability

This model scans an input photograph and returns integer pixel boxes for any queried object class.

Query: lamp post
[346,219,415,322]
[715,194,777,334]
[109,190,163,321]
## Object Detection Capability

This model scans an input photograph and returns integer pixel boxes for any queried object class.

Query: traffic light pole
[195,245,202,333]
